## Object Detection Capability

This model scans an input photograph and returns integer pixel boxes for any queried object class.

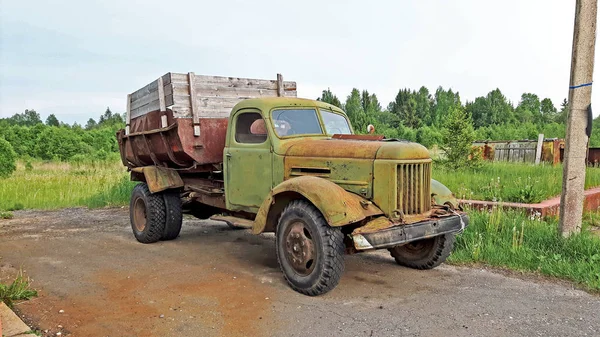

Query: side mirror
[367,124,375,134]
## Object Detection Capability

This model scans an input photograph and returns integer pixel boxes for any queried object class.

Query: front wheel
[388,234,455,269]
[275,200,345,296]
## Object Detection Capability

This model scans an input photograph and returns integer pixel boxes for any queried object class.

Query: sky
[0,0,596,124]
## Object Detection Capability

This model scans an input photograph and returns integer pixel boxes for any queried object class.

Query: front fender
[431,179,459,208]
[253,176,383,234]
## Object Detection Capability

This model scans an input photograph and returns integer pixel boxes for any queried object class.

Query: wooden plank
[188,72,200,136]
[126,94,131,135]
[131,90,159,110]
[171,106,231,119]
[167,82,296,98]
[130,100,161,119]
[161,72,172,86]
[167,72,297,90]
[158,76,166,111]
[130,79,159,102]
[277,73,284,97]
[535,134,544,164]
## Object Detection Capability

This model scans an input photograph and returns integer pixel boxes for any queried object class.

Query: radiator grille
[397,162,431,215]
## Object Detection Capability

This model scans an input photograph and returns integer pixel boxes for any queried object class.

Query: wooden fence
[473,136,564,165]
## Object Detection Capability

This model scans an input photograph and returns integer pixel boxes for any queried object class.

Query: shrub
[0,137,17,178]
[441,105,475,168]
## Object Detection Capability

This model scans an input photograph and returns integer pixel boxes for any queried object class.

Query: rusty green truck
[117,72,468,296]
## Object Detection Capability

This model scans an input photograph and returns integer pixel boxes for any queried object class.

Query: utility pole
[559,0,597,237]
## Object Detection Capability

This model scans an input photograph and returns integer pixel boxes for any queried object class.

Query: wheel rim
[284,221,316,276]
[133,197,147,232]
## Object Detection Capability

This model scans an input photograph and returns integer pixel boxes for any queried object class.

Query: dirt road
[0,208,599,337]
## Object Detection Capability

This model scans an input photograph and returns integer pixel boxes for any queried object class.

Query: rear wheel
[275,200,345,296]
[161,191,183,241]
[388,234,455,269]
[130,183,166,244]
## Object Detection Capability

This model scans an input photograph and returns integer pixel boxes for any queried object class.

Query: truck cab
[118,73,468,296]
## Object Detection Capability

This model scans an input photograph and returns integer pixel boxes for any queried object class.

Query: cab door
[224,110,273,211]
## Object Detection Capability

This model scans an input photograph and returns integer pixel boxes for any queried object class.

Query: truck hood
[284,139,430,160]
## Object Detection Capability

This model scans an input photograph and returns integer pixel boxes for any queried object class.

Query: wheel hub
[285,221,315,275]
[133,197,147,232]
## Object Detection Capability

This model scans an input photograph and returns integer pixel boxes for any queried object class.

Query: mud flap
[132,166,184,193]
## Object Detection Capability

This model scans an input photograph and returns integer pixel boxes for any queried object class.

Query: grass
[0,270,38,307]
[0,160,136,211]
[433,161,600,203]
[450,207,600,292]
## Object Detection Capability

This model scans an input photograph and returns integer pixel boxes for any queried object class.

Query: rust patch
[253,176,384,234]
[352,216,394,234]
[331,134,384,141]
[16,264,274,337]
[133,166,184,193]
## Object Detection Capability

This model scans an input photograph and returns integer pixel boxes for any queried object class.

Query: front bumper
[351,213,469,251]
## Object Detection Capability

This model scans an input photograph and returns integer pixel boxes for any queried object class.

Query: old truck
[117,72,468,296]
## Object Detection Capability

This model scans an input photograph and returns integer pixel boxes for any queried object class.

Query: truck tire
[130,183,166,244]
[388,234,455,269]
[161,191,183,241]
[275,200,345,296]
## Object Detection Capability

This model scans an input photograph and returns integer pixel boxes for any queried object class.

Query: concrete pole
[559,0,597,237]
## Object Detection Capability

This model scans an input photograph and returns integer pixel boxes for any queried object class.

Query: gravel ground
[0,208,599,337]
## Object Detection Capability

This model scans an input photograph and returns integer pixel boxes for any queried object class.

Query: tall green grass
[0,160,135,210]
[0,270,37,307]
[450,208,600,291]
[433,161,600,203]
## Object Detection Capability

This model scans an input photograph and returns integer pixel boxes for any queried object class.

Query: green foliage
[45,113,60,127]
[450,208,600,291]
[433,162,600,203]
[317,88,342,108]
[0,137,17,178]
[0,108,125,162]
[0,211,14,219]
[441,105,475,168]
[0,160,133,210]
[34,127,85,160]
[0,270,38,307]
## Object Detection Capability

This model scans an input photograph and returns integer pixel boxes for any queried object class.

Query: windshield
[320,110,352,135]
[271,109,323,137]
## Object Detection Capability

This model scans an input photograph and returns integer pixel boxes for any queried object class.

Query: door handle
[226,153,232,158]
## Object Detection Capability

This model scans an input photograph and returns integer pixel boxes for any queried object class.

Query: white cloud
[0,0,595,122]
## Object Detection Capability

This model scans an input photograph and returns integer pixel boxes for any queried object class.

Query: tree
[399,96,421,128]
[540,98,558,124]
[45,114,60,127]
[432,87,462,126]
[0,137,17,178]
[555,98,569,124]
[345,89,368,132]
[85,118,98,130]
[441,105,475,168]
[317,89,342,108]
[515,93,541,124]
[7,109,42,126]
[97,107,124,129]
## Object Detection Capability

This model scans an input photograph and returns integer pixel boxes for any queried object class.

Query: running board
[210,215,253,229]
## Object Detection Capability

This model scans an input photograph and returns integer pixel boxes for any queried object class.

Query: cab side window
[235,112,267,144]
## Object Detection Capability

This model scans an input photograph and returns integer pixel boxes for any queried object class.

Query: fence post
[535,134,544,164]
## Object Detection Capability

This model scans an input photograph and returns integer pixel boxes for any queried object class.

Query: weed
[0,270,38,307]
[434,162,600,203]
[0,160,133,210]
[0,211,14,219]
[450,208,600,291]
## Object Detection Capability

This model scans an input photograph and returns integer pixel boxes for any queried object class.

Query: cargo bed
[117,72,297,171]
